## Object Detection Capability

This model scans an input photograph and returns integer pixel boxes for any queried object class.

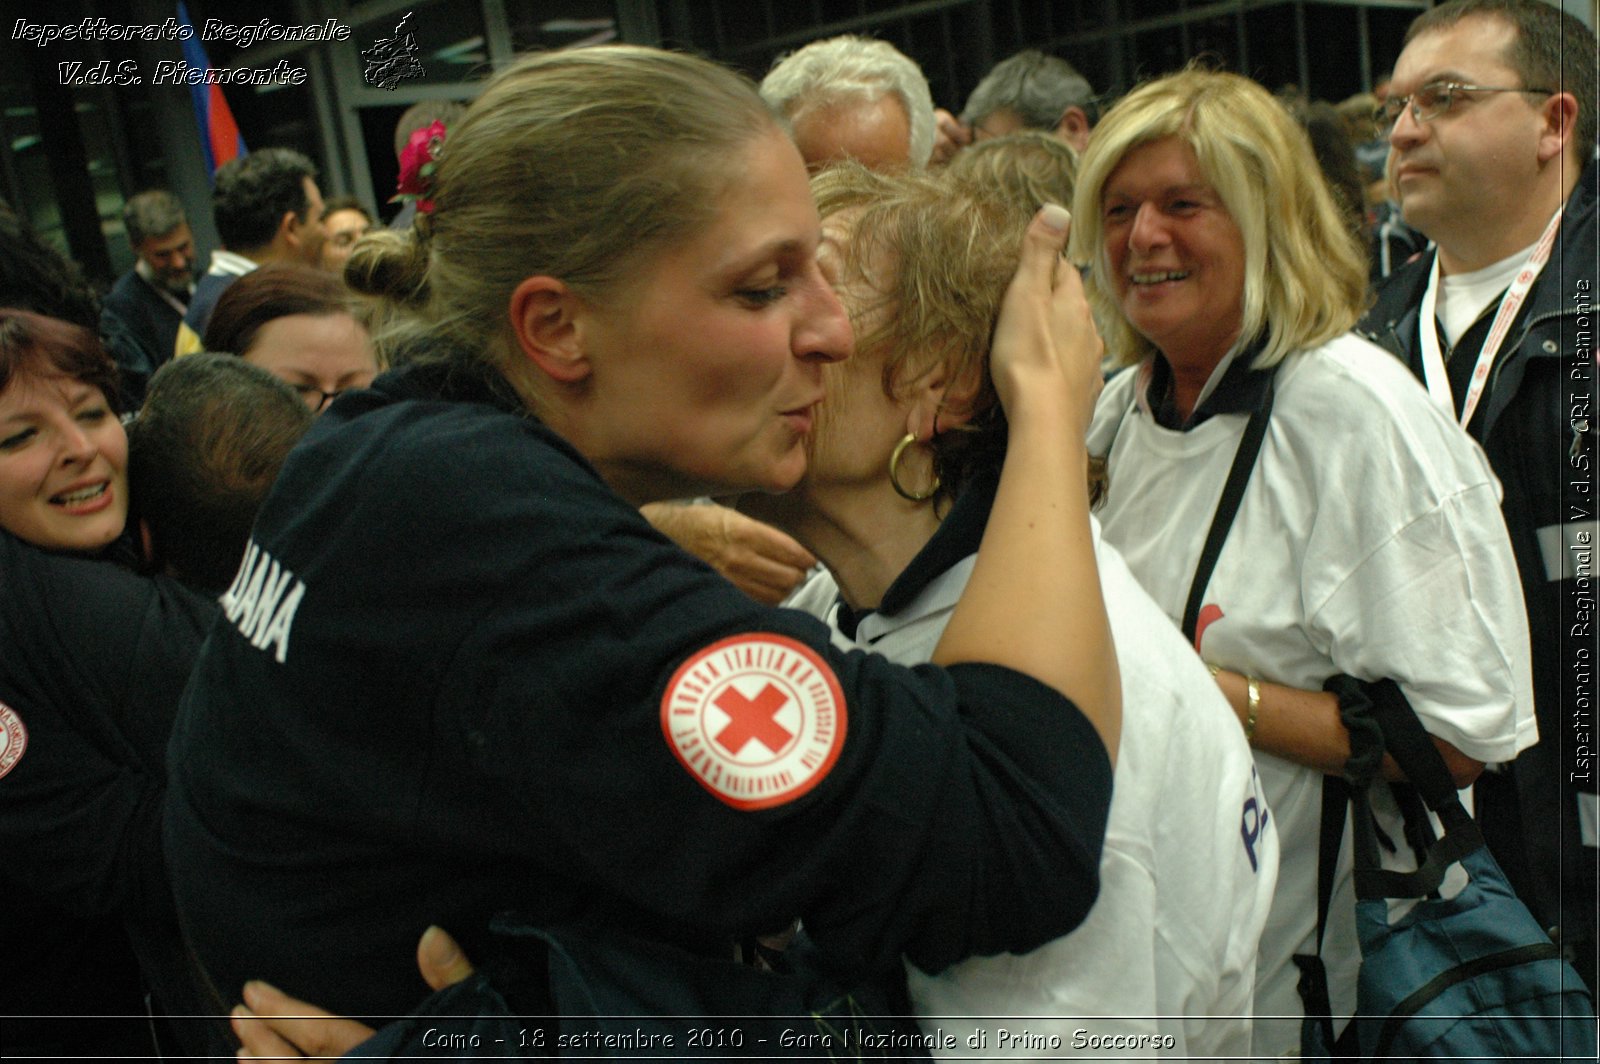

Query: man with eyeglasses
[1358,0,1597,992]
[958,50,1101,154]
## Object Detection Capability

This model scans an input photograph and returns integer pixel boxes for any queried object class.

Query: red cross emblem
[0,702,26,782]
[714,683,794,755]
[661,633,847,811]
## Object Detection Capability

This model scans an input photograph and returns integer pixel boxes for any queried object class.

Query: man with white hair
[672,35,941,599]
[760,34,936,172]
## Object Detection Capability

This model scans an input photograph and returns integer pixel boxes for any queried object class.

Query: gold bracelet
[1207,663,1221,678]
[1244,675,1262,744]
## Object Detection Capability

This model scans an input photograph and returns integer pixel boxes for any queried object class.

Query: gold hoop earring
[889,433,940,502]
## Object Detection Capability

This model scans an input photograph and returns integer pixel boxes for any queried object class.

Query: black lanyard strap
[1180,370,1278,644]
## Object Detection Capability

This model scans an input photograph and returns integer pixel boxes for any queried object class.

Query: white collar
[207,250,259,277]
[134,257,194,298]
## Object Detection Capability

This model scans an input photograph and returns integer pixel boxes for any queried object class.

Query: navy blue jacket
[164,357,1114,1022]
[100,269,184,401]
[1358,161,1598,937]
[0,531,218,1054]
[182,269,239,339]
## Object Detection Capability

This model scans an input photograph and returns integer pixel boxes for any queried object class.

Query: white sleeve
[1302,423,1536,762]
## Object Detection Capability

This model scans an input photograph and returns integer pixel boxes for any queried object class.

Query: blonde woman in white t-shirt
[1070,67,1537,1058]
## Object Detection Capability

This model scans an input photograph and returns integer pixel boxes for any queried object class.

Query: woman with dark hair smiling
[0,309,128,553]
[0,308,224,1058]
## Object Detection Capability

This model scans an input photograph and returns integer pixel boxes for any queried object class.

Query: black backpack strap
[1316,775,1350,950]
[1292,675,1378,1057]
[1390,781,1438,865]
[1181,371,1277,644]
[1293,675,1398,1057]
[1294,771,1349,959]
[1362,680,1469,818]
[1364,680,1477,851]
[1351,680,1484,901]
[1293,774,1357,1057]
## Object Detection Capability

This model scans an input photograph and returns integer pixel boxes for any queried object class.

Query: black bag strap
[1181,371,1277,643]
[1292,770,1352,1054]
[1313,774,1349,955]
[1345,679,1485,901]
[1390,782,1438,868]
[1362,680,1467,816]
[1290,677,1371,1057]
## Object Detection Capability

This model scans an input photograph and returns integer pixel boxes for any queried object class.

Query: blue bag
[1350,844,1593,1060]
[1303,677,1597,1062]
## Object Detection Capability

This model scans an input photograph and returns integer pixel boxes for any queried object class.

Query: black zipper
[1372,940,1565,1056]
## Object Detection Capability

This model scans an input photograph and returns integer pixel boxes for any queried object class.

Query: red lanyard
[1417,208,1563,429]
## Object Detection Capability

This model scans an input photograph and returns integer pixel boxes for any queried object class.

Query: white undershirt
[1434,240,1537,349]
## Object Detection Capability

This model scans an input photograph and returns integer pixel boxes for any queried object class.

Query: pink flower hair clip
[393,120,446,215]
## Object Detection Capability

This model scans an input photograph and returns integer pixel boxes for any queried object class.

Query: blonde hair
[812,163,1033,498]
[1068,67,1367,370]
[945,130,1079,214]
[347,46,777,392]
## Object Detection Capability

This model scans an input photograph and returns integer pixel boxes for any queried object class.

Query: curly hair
[812,163,1034,500]
[944,131,1079,214]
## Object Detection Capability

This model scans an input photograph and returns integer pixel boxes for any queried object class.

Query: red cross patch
[0,702,26,782]
[660,633,846,810]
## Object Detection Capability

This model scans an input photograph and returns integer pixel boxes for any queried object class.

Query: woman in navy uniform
[0,309,159,1058]
[164,44,1120,1031]
[0,311,230,1058]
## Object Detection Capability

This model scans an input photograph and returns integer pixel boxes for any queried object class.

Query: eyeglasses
[1375,81,1552,127]
[292,384,348,412]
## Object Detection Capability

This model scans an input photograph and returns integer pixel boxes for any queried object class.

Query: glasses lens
[1413,84,1451,122]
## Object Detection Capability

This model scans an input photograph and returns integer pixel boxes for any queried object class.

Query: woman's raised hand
[988,205,1104,435]
[932,202,1120,763]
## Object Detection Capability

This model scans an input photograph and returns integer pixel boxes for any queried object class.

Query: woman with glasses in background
[202,262,379,413]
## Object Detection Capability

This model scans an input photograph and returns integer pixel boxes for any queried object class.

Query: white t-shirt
[1087,332,1538,1058]
[788,519,1278,1059]
[1435,241,1536,348]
